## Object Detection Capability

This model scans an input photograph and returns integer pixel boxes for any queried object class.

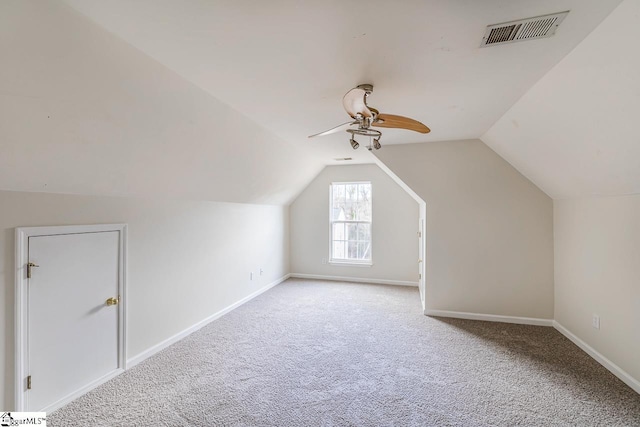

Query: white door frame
[14,223,128,412]
[419,202,427,312]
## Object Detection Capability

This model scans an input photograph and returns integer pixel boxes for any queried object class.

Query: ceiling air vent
[481,11,569,47]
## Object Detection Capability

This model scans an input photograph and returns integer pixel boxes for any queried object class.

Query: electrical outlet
[322,258,327,264]
[592,314,600,329]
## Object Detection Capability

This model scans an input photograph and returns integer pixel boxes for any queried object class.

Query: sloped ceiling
[0,1,324,205]
[483,0,640,199]
[60,0,620,151]
[0,1,628,204]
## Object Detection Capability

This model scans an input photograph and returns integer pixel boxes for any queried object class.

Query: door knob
[106,297,119,306]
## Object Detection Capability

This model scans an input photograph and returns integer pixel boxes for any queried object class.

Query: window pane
[347,241,358,259]
[360,183,371,201]
[362,242,372,259]
[333,184,344,204]
[357,242,366,260]
[346,184,357,202]
[331,185,345,220]
[360,200,372,221]
[354,201,364,221]
[357,223,364,241]
[330,206,338,221]
[342,202,352,220]
[360,223,371,242]
[333,241,345,259]
[358,184,372,221]
[347,223,358,241]
[332,223,344,240]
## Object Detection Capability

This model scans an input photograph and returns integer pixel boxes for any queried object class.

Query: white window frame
[329,181,373,266]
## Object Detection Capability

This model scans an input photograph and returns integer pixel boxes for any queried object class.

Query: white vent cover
[481,11,569,47]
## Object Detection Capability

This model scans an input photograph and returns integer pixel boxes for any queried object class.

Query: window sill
[328,260,373,267]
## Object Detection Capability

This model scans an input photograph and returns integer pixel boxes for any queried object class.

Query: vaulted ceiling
[483,0,640,199]
[1,0,634,204]
[0,1,324,204]
[60,0,620,147]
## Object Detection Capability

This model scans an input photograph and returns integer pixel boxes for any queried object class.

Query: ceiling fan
[308,84,430,150]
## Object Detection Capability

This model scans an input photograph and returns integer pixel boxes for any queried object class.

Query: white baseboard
[290,273,418,287]
[41,368,124,413]
[553,321,640,395]
[424,309,554,327]
[119,274,637,399]
[423,311,639,395]
[127,274,290,367]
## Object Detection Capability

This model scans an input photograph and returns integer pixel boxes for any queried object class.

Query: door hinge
[27,262,39,279]
[419,273,422,280]
[417,231,422,238]
[27,375,32,390]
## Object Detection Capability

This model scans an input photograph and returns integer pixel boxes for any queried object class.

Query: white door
[27,231,121,411]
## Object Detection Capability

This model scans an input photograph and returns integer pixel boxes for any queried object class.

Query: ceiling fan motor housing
[356,84,374,94]
[308,83,430,143]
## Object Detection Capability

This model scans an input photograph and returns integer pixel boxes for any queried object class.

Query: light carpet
[50,279,640,426]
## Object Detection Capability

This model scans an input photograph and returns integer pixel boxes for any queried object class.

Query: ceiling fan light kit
[309,84,430,150]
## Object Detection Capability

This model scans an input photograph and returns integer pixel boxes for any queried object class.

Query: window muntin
[330,182,372,263]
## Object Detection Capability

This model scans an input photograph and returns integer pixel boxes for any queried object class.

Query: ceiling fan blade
[342,88,373,119]
[372,113,430,134]
[308,121,357,138]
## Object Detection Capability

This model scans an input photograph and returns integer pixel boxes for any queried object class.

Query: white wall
[0,190,290,409]
[290,164,419,285]
[374,140,554,319]
[554,195,640,385]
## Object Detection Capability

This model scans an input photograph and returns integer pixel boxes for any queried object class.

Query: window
[330,182,372,264]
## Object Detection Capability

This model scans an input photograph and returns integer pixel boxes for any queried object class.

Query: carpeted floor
[50,279,640,426]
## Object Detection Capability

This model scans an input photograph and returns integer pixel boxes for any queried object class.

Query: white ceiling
[62,0,621,157]
[0,1,324,205]
[1,0,633,204]
[483,0,640,199]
